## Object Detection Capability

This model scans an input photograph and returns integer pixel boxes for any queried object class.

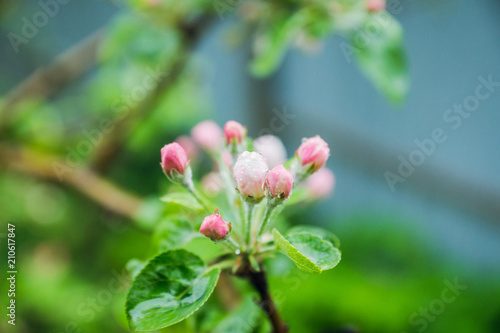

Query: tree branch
[240,264,289,333]
[0,143,142,219]
[90,15,214,172]
[0,30,102,126]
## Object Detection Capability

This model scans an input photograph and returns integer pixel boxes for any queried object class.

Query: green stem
[186,186,211,214]
[209,259,235,271]
[259,245,277,254]
[256,203,276,240]
[245,203,255,251]
[225,237,241,252]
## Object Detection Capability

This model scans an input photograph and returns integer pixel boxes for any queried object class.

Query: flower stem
[186,186,211,214]
[244,202,255,251]
[256,203,276,240]
[224,237,241,252]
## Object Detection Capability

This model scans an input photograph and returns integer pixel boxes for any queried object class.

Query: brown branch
[0,143,142,219]
[0,30,102,125]
[239,264,289,333]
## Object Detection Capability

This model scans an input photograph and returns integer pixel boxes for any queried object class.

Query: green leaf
[352,12,409,104]
[126,250,221,331]
[160,192,204,213]
[250,12,306,77]
[273,229,341,274]
[126,258,147,280]
[287,225,341,248]
[153,217,200,252]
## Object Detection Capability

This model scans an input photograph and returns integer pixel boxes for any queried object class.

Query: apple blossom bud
[253,135,287,168]
[233,151,269,202]
[191,120,223,151]
[305,168,335,198]
[175,135,199,160]
[224,120,247,145]
[199,212,231,242]
[366,0,385,12]
[265,165,294,200]
[160,143,189,178]
[296,136,330,173]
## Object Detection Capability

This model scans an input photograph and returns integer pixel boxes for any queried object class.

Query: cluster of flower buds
[159,120,333,249]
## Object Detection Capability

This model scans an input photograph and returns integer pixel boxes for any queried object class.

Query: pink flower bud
[305,168,335,198]
[160,143,189,177]
[199,212,231,241]
[175,135,199,160]
[265,165,294,200]
[366,0,386,12]
[253,135,287,169]
[224,120,247,145]
[233,151,269,201]
[296,136,330,172]
[191,120,223,151]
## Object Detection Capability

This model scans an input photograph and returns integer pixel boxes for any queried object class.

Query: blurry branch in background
[91,15,214,172]
[0,143,142,219]
[0,15,214,215]
[0,30,103,127]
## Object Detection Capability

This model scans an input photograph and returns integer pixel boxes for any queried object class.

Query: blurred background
[1,0,499,332]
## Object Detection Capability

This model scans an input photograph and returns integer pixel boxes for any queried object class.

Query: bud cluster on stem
[159,121,332,255]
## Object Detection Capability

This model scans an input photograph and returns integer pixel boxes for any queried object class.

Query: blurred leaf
[286,185,309,206]
[287,225,341,248]
[160,192,204,214]
[153,217,200,252]
[162,318,196,333]
[250,11,306,77]
[213,296,264,333]
[126,249,220,331]
[134,197,165,230]
[100,13,181,66]
[182,237,229,263]
[351,12,409,104]
[273,229,341,274]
